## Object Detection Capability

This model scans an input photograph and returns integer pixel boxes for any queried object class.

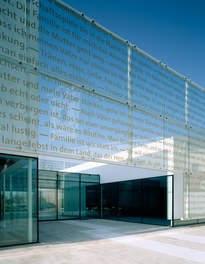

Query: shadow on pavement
[39,219,170,244]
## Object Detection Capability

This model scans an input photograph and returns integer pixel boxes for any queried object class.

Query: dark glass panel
[81,183,101,219]
[118,180,143,223]
[102,176,172,226]
[143,177,167,218]
[102,183,118,220]
[142,176,168,225]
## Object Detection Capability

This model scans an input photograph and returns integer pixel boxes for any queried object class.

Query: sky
[65,0,205,88]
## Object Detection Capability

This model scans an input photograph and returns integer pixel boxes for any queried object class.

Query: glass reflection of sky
[2,0,205,170]
[189,84,205,130]
[38,1,128,100]
[33,0,205,169]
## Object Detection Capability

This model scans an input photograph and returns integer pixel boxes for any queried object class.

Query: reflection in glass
[0,154,38,247]
[102,175,172,226]
[58,181,80,219]
[39,180,57,221]
[38,171,100,221]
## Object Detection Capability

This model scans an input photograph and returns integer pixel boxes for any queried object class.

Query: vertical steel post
[127,45,133,163]
[184,80,190,219]
[28,158,33,242]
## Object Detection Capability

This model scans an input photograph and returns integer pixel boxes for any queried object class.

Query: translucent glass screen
[1,0,205,220]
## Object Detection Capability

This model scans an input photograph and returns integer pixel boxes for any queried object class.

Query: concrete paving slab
[0,219,205,264]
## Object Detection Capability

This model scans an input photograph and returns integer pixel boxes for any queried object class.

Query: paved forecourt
[0,219,205,264]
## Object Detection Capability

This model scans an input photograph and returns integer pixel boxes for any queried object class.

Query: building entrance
[39,171,173,226]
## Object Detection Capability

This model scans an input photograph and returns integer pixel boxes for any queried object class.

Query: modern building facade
[1,0,205,246]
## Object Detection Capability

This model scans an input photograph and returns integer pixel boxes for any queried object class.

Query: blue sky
[66,0,205,88]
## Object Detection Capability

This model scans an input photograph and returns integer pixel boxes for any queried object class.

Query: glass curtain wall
[102,175,173,226]
[0,154,38,247]
[39,171,100,221]
[1,0,205,224]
